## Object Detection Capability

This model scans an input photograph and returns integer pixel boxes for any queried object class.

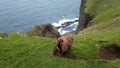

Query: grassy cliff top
[0,0,120,68]
[86,0,120,24]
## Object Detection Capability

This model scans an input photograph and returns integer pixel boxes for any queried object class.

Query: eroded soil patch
[99,44,120,60]
[53,44,120,60]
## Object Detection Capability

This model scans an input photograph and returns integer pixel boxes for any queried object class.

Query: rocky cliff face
[26,24,60,38]
[76,0,93,34]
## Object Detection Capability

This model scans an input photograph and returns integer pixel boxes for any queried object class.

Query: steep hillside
[0,32,120,68]
[74,0,120,59]
[0,0,120,68]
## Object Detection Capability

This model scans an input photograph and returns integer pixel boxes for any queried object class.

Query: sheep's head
[56,38,63,52]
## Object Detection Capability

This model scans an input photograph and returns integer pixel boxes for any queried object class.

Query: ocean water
[0,0,81,34]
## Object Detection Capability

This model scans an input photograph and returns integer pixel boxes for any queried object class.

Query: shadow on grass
[53,48,77,60]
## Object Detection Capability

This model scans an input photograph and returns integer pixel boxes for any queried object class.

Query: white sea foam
[58,28,70,35]
[52,18,78,27]
[52,18,79,35]
[69,22,78,28]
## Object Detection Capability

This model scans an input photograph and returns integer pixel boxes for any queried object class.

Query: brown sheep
[56,33,74,55]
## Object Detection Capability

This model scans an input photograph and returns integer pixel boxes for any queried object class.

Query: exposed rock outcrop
[26,24,60,38]
[76,0,93,34]
[0,33,8,38]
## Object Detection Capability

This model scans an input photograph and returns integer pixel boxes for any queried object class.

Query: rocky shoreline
[56,20,79,29]
[0,0,89,37]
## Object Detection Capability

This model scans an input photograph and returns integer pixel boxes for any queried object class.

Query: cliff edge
[76,0,92,34]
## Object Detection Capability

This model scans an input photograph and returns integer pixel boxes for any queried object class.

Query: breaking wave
[52,17,79,35]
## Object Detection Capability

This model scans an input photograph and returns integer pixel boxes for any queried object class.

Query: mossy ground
[0,0,120,68]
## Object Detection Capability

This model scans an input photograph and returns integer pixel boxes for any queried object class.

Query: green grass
[0,32,120,68]
[0,0,120,68]
[86,0,120,24]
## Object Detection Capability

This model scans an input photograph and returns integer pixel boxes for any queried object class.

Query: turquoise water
[0,0,81,33]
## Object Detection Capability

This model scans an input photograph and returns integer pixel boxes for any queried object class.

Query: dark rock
[26,24,60,38]
[76,0,93,34]
[56,20,79,29]
[69,30,77,34]
[0,33,8,38]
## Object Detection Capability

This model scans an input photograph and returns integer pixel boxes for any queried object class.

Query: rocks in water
[56,20,79,29]
[69,30,77,34]
[55,19,79,35]
[26,24,60,38]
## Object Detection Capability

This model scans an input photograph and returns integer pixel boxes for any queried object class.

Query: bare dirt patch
[98,44,120,60]
[53,44,120,60]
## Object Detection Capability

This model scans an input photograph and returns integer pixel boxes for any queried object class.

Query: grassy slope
[86,0,120,23]
[0,32,120,68]
[0,0,120,68]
